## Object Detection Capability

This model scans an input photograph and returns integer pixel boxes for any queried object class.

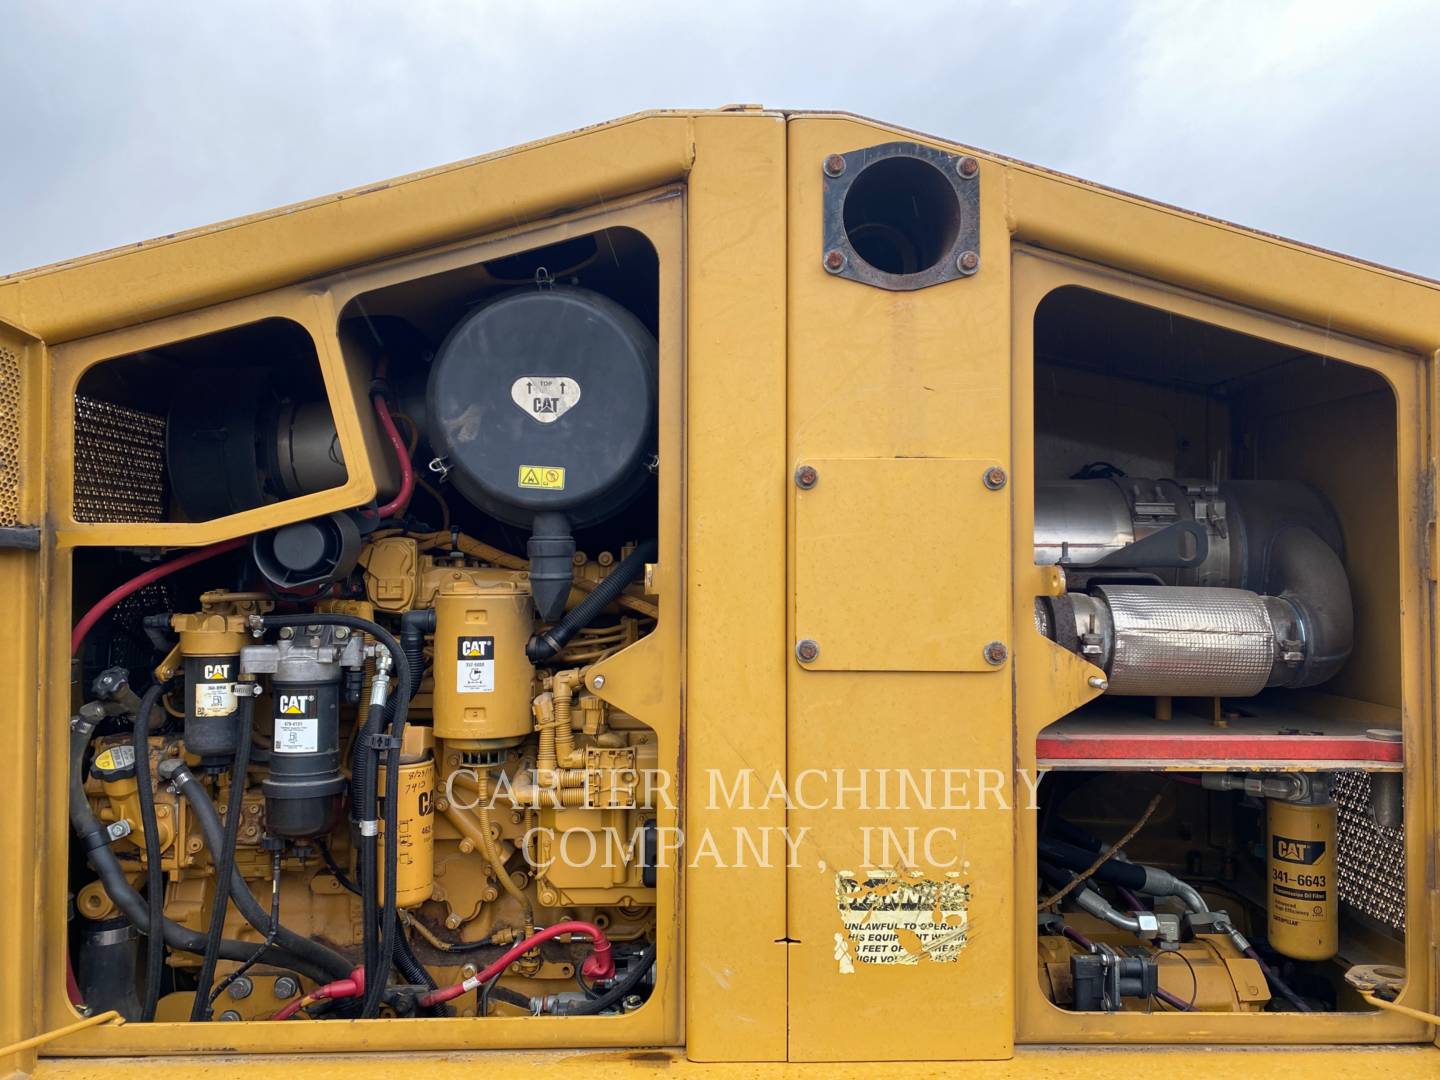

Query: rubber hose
[526,539,657,662]
[1039,838,1148,890]
[68,718,331,985]
[170,763,352,981]
[131,684,166,1022]
[399,609,434,702]
[190,695,256,1020]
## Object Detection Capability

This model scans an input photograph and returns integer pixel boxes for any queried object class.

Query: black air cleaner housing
[426,286,657,619]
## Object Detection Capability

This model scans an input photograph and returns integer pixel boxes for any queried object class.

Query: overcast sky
[3,1,1438,280]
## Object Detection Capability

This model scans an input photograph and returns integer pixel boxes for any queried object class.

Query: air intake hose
[526,539,657,662]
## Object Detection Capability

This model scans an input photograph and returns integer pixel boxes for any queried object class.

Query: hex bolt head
[957,250,980,275]
[228,975,254,1000]
[592,674,607,690]
[1088,675,1109,691]
[795,638,821,664]
[957,155,980,179]
[823,153,847,178]
[824,249,848,274]
[218,1010,242,1022]
[794,464,819,490]
[983,465,1008,490]
[273,976,299,1000]
[983,640,1009,666]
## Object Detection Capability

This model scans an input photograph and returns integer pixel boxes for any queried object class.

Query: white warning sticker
[833,870,971,971]
[511,376,581,424]
[456,636,495,694]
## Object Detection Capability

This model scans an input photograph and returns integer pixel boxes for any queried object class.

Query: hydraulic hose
[1038,862,1147,935]
[166,760,352,982]
[258,612,411,1019]
[526,539,656,662]
[68,714,332,985]
[1040,838,1209,913]
[189,693,256,1021]
[130,684,166,1022]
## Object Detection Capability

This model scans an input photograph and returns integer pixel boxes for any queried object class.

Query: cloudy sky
[3,1,1438,279]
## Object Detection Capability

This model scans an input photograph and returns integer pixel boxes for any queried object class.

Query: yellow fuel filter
[378,725,435,910]
[1267,795,1338,961]
[430,577,535,751]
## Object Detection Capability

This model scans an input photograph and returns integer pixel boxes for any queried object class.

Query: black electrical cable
[258,613,411,1020]
[478,973,532,1016]
[131,683,166,1022]
[1155,950,1199,1010]
[525,539,657,662]
[318,837,358,894]
[209,847,282,1008]
[190,693,255,1021]
[68,714,333,984]
[327,840,439,1012]
[564,943,656,1016]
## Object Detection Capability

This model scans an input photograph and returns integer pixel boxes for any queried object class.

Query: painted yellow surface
[1,107,1438,1076]
[27,1046,1440,1079]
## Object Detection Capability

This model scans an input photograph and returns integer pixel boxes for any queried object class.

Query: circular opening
[842,156,962,275]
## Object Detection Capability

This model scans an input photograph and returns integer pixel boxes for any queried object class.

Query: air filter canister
[427,286,657,620]
[426,286,658,530]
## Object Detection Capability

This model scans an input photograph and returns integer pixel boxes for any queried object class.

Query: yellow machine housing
[0,108,1437,1079]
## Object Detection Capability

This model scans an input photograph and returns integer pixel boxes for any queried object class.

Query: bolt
[824,249,847,274]
[278,626,293,640]
[592,674,606,690]
[228,975,254,1000]
[1088,675,1109,691]
[982,465,1008,491]
[957,250,980,275]
[794,464,819,490]
[622,993,645,1013]
[795,638,821,664]
[273,976,299,1000]
[823,153,847,178]
[598,551,615,567]
[446,914,463,930]
[956,155,979,179]
[218,1010,242,1022]
[461,963,477,979]
[983,641,1009,666]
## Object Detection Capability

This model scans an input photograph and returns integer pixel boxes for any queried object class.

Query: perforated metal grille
[73,396,166,522]
[1334,770,1406,932]
[0,345,21,527]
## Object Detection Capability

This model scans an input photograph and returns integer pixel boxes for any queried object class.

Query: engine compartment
[66,228,669,1024]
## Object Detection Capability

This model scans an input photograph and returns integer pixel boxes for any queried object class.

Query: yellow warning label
[518,465,566,491]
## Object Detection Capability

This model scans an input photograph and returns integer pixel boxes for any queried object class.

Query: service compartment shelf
[1037,699,1402,772]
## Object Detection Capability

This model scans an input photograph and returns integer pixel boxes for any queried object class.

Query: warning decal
[94,746,136,773]
[833,870,971,972]
[511,376,581,424]
[456,635,495,694]
[518,465,566,491]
